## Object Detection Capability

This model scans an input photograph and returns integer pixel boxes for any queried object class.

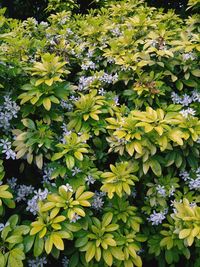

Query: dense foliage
[0,0,190,20]
[0,0,200,266]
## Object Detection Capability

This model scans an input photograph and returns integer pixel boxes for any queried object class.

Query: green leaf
[165,250,174,264]
[34,235,44,257]
[69,252,79,267]
[75,236,88,248]
[0,252,5,267]
[24,235,35,253]
[175,80,183,90]
[149,159,162,176]
[8,215,19,228]
[7,249,25,267]
[6,235,23,244]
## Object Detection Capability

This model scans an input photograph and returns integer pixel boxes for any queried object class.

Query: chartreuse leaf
[52,233,64,250]
[85,242,95,262]
[65,155,75,169]
[45,235,53,254]
[103,249,113,266]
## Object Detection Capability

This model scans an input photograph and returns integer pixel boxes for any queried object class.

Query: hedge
[0,0,200,266]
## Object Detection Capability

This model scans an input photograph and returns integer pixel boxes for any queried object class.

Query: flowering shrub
[0,0,200,266]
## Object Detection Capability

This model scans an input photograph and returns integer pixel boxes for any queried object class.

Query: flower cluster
[180,168,200,190]
[0,138,16,159]
[27,188,49,215]
[28,257,47,267]
[15,184,34,202]
[171,91,200,106]
[0,0,200,266]
[0,96,20,132]
[147,209,168,225]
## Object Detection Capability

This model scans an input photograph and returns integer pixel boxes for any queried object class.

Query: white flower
[196,167,200,175]
[7,177,17,190]
[156,185,166,197]
[35,188,49,201]
[60,100,73,111]
[180,108,195,118]
[81,60,96,70]
[180,170,190,181]
[0,222,10,232]
[182,52,196,61]
[40,21,48,27]
[78,76,95,91]
[110,27,121,37]
[192,90,200,102]
[65,183,73,192]
[27,188,49,215]
[0,96,20,132]
[0,138,16,160]
[16,185,34,202]
[181,94,193,106]
[147,210,166,225]
[188,177,200,190]
[69,95,79,101]
[62,256,69,267]
[70,213,81,223]
[42,165,56,186]
[131,188,137,198]
[169,186,175,197]
[28,256,47,267]
[171,92,181,104]
[71,167,81,176]
[0,223,5,232]
[60,123,72,144]
[26,197,39,215]
[91,191,105,210]
[85,175,95,185]
[98,88,106,96]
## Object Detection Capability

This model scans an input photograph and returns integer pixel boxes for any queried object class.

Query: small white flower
[28,256,47,267]
[98,88,106,96]
[169,186,175,197]
[65,183,73,192]
[62,256,69,267]
[192,90,200,102]
[182,52,196,61]
[180,108,195,118]
[147,210,166,225]
[156,185,166,197]
[71,167,81,176]
[70,213,81,223]
[85,175,95,185]
[188,177,200,190]
[7,177,17,190]
[16,185,34,202]
[180,170,190,181]
[91,191,105,210]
